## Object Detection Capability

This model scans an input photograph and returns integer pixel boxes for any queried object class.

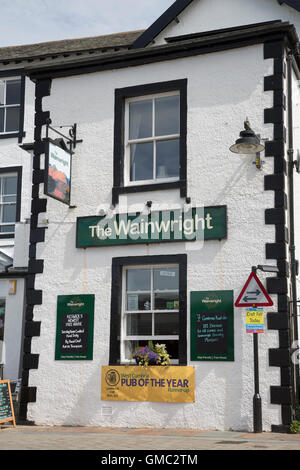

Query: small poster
[55,295,95,360]
[45,140,72,205]
[190,290,234,361]
[246,308,264,334]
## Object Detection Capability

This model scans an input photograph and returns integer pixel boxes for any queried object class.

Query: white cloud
[0,0,174,46]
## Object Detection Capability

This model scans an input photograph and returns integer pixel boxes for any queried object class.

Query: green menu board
[55,295,95,361]
[191,290,234,361]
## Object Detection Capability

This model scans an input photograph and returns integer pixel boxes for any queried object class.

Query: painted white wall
[25,42,284,432]
[0,278,25,380]
[153,0,300,45]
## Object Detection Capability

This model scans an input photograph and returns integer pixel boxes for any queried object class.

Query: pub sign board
[190,290,234,361]
[76,205,227,248]
[44,139,72,206]
[55,295,95,361]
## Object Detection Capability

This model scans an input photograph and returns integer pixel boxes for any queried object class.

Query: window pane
[126,313,152,336]
[156,139,179,179]
[129,100,152,140]
[0,81,5,106]
[0,108,4,133]
[154,267,179,291]
[130,142,153,181]
[2,204,16,223]
[3,176,17,195]
[154,292,179,310]
[127,293,151,311]
[6,80,21,105]
[155,95,180,136]
[127,268,151,292]
[0,225,14,233]
[5,107,20,132]
[155,313,179,335]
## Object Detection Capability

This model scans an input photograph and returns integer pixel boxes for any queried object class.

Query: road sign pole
[253,330,262,433]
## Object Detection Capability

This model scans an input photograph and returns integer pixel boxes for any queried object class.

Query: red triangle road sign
[235,272,273,307]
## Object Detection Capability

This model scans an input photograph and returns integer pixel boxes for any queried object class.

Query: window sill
[112,180,187,205]
[0,132,25,141]
[0,234,15,239]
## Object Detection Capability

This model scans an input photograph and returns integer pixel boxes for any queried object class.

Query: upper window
[125,93,180,184]
[0,168,22,238]
[0,77,22,136]
[113,79,187,206]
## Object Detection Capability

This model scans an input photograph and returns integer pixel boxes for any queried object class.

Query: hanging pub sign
[44,139,72,205]
[76,205,227,248]
[55,295,95,361]
[190,290,234,361]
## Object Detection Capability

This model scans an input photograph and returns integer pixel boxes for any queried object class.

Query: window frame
[0,167,22,239]
[113,79,187,206]
[109,254,187,366]
[0,72,26,143]
[121,263,180,364]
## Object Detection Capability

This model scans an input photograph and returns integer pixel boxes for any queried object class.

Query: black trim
[113,79,187,206]
[0,166,22,240]
[263,39,295,431]
[109,254,187,366]
[25,22,299,80]
[279,0,300,12]
[19,78,52,422]
[132,0,194,49]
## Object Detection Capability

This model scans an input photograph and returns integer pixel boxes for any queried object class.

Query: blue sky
[0,0,175,47]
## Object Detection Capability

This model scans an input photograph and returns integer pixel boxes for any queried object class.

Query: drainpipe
[287,49,299,405]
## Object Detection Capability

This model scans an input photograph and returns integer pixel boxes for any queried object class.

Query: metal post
[253,331,262,433]
[251,266,262,433]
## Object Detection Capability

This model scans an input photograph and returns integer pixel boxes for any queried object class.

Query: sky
[0,0,175,47]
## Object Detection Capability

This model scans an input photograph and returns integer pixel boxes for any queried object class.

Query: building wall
[153,0,300,45]
[0,278,25,380]
[27,43,282,431]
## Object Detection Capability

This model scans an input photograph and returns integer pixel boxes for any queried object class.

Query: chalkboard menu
[0,380,16,426]
[55,295,95,361]
[191,291,234,361]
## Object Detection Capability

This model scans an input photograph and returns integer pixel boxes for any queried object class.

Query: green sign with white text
[55,295,95,361]
[190,290,234,362]
[76,206,227,248]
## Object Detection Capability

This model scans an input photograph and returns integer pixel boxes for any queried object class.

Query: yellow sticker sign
[246,308,264,333]
[101,366,195,403]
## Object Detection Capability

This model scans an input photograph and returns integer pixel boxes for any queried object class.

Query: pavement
[1,424,300,452]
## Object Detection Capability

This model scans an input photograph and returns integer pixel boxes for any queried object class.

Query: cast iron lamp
[230,119,265,169]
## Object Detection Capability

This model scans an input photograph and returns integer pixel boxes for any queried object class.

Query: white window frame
[120,264,179,364]
[0,172,18,235]
[124,91,180,186]
[0,76,21,135]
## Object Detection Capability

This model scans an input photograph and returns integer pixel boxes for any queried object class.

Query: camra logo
[105,369,120,387]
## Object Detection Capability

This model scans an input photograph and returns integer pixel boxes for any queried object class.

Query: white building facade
[15,0,300,432]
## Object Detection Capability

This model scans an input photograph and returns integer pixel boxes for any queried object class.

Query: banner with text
[101,366,195,403]
[77,206,227,248]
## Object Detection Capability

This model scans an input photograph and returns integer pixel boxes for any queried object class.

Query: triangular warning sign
[235,272,273,307]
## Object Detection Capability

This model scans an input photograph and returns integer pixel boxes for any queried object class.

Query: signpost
[235,268,273,433]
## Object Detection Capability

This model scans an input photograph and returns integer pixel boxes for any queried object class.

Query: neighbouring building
[8,0,300,432]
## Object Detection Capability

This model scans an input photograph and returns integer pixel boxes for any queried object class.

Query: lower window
[122,265,179,364]
[109,255,187,366]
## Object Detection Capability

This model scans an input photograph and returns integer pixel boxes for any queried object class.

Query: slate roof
[0,30,144,66]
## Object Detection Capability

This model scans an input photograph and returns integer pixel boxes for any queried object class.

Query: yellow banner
[101,366,195,403]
